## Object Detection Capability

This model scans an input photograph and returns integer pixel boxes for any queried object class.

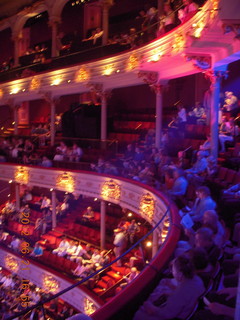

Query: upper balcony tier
[0,0,240,105]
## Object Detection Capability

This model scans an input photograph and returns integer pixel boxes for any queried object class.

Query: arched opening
[0,28,14,70]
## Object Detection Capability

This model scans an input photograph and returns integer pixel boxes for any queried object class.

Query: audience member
[133,255,205,320]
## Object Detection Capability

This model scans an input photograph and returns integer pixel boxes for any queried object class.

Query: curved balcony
[0,162,180,318]
[1,0,238,105]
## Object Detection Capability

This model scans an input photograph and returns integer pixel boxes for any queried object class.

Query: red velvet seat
[218,169,237,188]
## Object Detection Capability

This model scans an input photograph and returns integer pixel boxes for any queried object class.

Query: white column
[100,200,106,249]
[210,72,221,160]
[155,85,163,149]
[12,35,20,67]
[49,17,60,58]
[101,93,107,141]
[13,105,19,135]
[51,190,57,229]
[51,22,58,57]
[101,0,113,45]
[50,102,56,146]
[15,183,20,211]
[152,229,158,257]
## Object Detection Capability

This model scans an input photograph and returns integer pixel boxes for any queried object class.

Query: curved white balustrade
[0,248,101,314]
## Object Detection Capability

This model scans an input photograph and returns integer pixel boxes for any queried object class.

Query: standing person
[127,219,140,244]
[113,228,128,266]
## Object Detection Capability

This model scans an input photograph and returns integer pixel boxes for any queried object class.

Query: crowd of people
[0,268,79,319]
[0,0,203,73]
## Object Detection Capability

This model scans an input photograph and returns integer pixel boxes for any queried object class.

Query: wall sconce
[75,67,90,82]
[139,193,155,221]
[191,16,207,38]
[126,54,139,71]
[84,298,97,315]
[42,274,60,293]
[5,255,19,272]
[172,33,186,52]
[56,172,75,193]
[102,64,114,76]
[29,76,41,91]
[15,166,29,185]
[51,76,62,86]
[10,86,20,95]
[0,89,3,99]
[101,179,121,200]
[148,51,163,63]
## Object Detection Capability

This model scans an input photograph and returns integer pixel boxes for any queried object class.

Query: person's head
[203,210,218,233]
[173,168,183,179]
[195,227,214,249]
[196,186,210,199]
[222,115,227,123]
[131,267,138,274]
[172,255,194,281]
[87,206,92,212]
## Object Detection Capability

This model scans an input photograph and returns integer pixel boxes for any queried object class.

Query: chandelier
[5,255,19,272]
[42,274,60,293]
[101,179,121,200]
[15,167,29,185]
[56,172,75,193]
[139,193,155,221]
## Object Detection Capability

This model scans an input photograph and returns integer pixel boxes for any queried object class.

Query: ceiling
[0,0,37,20]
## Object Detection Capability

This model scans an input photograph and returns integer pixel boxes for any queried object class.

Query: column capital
[40,91,60,104]
[205,69,228,88]
[138,71,158,86]
[48,15,61,27]
[87,83,112,99]
[11,32,21,42]
[151,81,169,94]
[138,71,169,93]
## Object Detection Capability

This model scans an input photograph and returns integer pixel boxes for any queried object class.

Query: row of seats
[185,124,209,139]
[113,120,155,131]
[109,132,140,143]
[206,166,240,189]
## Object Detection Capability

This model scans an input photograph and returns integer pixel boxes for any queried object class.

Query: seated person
[202,210,226,247]
[10,236,21,252]
[222,91,238,117]
[30,242,43,257]
[133,255,205,320]
[97,250,111,268]
[52,236,70,256]
[72,258,94,278]
[189,102,206,124]
[119,267,139,290]
[185,152,208,177]
[198,134,211,157]
[167,168,188,199]
[182,186,216,223]
[69,242,90,262]
[91,249,101,265]
[69,143,83,162]
[82,206,94,220]
[219,116,239,152]
[194,287,236,320]
[178,0,199,23]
